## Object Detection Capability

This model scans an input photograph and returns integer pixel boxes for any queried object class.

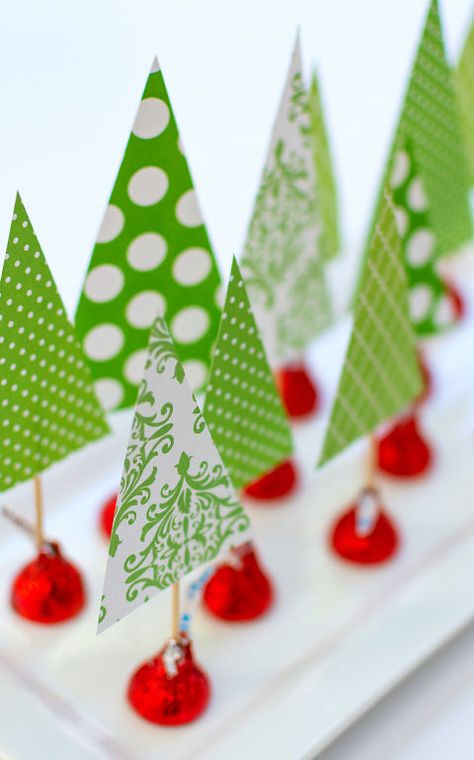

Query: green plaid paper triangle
[203,258,293,489]
[391,138,455,336]
[360,0,472,287]
[309,68,341,261]
[318,190,422,467]
[456,18,474,185]
[241,36,332,367]
[0,195,110,493]
[75,57,222,414]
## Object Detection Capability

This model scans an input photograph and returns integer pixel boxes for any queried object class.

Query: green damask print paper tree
[0,194,110,493]
[456,17,474,185]
[360,0,472,290]
[319,189,422,467]
[203,257,293,490]
[309,67,340,262]
[75,56,222,414]
[99,316,251,632]
[241,34,332,369]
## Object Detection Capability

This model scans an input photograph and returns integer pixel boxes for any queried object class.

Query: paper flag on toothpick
[309,68,340,262]
[203,257,293,490]
[0,194,110,493]
[391,138,455,336]
[75,57,222,414]
[241,34,332,367]
[361,0,472,281]
[455,18,474,185]
[98,316,251,632]
[318,189,422,467]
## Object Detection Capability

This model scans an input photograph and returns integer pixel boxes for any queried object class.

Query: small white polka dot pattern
[204,258,293,489]
[0,194,110,492]
[75,57,222,411]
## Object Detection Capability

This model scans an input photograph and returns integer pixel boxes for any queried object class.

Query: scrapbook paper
[309,68,340,261]
[361,0,472,289]
[0,194,110,492]
[241,35,332,367]
[75,57,222,413]
[391,138,455,336]
[319,190,422,466]
[203,257,293,489]
[456,18,474,185]
[99,316,251,632]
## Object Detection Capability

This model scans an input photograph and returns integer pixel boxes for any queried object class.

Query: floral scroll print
[99,316,251,632]
[241,38,332,367]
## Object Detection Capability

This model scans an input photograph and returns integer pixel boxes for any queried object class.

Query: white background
[0,0,472,312]
[1,1,474,758]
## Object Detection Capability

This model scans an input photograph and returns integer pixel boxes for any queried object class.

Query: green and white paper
[99,316,251,632]
[319,190,422,467]
[456,18,474,185]
[391,138,455,336]
[362,0,472,280]
[204,257,293,489]
[241,35,332,367]
[309,68,340,262]
[75,57,222,413]
[0,194,110,492]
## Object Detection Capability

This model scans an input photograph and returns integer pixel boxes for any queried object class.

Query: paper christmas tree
[362,0,472,278]
[240,35,332,367]
[75,57,222,413]
[319,189,422,466]
[203,257,293,489]
[309,68,340,262]
[390,138,456,336]
[0,194,110,492]
[455,18,474,185]
[99,316,251,632]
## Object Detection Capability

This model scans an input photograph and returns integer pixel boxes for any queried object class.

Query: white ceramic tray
[1,252,474,760]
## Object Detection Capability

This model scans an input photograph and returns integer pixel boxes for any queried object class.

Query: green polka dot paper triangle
[241,35,333,367]
[99,315,251,632]
[361,0,472,287]
[455,17,474,185]
[318,190,422,467]
[391,138,455,336]
[0,194,110,493]
[75,57,222,414]
[309,68,341,262]
[203,257,294,490]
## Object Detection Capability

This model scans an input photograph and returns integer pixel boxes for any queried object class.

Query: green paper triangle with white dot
[75,57,222,413]
[204,257,294,490]
[390,138,455,336]
[0,194,110,493]
[359,0,472,304]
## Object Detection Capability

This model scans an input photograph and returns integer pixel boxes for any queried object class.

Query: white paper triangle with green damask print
[240,34,332,367]
[98,316,251,632]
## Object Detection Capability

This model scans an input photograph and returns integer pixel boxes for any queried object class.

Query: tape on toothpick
[355,486,379,537]
[180,566,215,634]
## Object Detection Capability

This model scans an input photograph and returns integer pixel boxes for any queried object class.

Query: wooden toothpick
[172,582,180,639]
[33,475,44,549]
